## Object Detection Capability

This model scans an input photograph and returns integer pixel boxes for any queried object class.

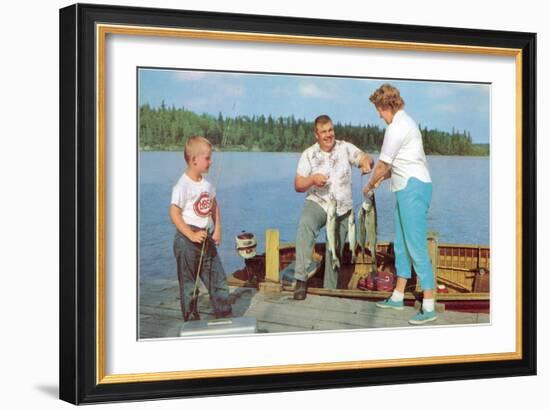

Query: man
[294,115,374,300]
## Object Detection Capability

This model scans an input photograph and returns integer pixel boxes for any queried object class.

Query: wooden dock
[139,278,490,339]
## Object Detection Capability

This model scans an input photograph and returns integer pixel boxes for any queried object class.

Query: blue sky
[139,68,490,143]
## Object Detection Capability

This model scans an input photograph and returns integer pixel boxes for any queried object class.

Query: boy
[170,136,232,321]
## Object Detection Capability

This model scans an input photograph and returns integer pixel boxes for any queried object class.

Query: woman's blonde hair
[184,136,212,163]
[369,84,405,113]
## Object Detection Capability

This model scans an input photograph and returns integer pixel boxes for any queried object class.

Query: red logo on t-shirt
[193,192,212,217]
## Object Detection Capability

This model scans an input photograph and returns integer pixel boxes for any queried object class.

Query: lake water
[139,152,489,281]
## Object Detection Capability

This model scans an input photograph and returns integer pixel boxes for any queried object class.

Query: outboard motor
[235,231,257,259]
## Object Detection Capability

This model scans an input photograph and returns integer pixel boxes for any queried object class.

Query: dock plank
[139,280,489,339]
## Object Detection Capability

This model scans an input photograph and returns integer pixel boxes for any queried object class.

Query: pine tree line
[139,104,489,156]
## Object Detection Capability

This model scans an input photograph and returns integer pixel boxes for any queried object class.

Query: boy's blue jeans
[394,177,434,290]
[173,229,232,320]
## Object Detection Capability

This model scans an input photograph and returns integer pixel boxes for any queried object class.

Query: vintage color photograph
[138,68,491,339]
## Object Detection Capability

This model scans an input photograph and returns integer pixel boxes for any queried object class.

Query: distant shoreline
[139,144,489,157]
[139,107,490,156]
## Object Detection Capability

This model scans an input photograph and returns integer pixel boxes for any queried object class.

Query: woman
[365,84,436,325]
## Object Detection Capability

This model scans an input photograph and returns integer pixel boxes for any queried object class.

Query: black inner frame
[59,3,536,404]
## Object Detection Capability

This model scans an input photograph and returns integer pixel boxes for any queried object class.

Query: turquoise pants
[394,177,434,290]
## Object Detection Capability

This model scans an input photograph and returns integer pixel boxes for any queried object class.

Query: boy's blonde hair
[184,136,212,164]
[369,83,405,113]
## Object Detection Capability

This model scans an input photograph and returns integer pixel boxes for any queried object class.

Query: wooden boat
[228,230,490,314]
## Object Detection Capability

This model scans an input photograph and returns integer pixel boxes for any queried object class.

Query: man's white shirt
[297,140,363,216]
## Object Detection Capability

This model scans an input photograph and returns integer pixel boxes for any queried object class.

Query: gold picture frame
[60,3,536,404]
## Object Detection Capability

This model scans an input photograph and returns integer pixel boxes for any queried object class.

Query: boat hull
[228,241,490,313]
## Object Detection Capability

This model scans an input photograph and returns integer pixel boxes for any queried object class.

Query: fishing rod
[188,103,236,320]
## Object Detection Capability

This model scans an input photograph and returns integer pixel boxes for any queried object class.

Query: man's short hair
[314,114,333,131]
[184,136,212,163]
[369,84,405,113]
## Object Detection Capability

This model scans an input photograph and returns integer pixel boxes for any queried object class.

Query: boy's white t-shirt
[171,173,215,229]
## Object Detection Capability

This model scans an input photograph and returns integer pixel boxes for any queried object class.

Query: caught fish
[348,207,357,263]
[326,198,340,271]
[357,190,378,275]
[356,207,365,258]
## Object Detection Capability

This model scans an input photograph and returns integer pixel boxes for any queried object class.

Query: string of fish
[357,173,378,276]
[326,170,376,273]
